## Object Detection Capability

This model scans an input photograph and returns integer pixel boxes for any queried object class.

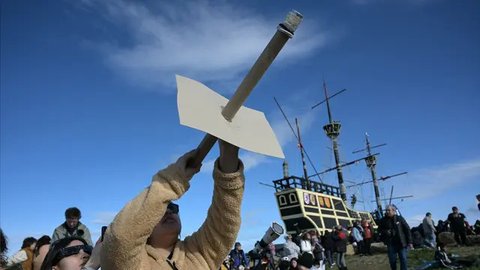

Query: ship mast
[296,118,310,188]
[274,97,323,183]
[312,81,347,201]
[363,134,383,216]
[352,134,408,218]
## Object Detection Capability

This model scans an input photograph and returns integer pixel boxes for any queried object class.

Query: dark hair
[21,237,37,249]
[426,212,431,216]
[34,235,51,256]
[452,206,458,211]
[65,207,82,219]
[40,237,89,270]
[0,228,8,267]
[290,257,298,267]
[297,252,314,268]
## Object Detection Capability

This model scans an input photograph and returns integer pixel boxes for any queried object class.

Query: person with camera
[378,205,413,270]
[101,140,245,270]
[52,207,93,246]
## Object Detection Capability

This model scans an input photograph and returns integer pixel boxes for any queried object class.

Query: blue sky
[1,0,479,255]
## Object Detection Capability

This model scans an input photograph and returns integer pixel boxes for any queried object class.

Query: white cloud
[396,158,480,200]
[79,0,325,91]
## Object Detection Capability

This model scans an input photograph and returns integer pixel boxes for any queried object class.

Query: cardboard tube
[189,10,303,168]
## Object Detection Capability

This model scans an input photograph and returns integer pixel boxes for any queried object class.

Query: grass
[344,245,480,270]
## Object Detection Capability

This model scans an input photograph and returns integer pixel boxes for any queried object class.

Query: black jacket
[379,215,412,248]
[332,230,348,253]
[321,232,335,251]
[447,213,466,231]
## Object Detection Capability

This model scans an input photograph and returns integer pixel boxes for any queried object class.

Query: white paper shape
[176,75,285,159]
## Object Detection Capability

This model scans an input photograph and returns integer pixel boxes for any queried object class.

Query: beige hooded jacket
[102,158,245,270]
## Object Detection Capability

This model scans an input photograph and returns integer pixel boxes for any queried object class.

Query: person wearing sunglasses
[102,140,245,270]
[40,237,93,270]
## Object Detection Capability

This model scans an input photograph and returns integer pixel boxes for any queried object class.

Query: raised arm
[182,140,245,269]
[101,150,201,270]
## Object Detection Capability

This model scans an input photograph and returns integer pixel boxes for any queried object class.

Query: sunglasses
[167,202,179,214]
[53,245,93,265]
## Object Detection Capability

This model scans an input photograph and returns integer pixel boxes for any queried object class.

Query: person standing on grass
[379,205,413,270]
[422,212,436,248]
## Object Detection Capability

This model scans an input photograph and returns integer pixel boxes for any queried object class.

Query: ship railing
[272,176,340,197]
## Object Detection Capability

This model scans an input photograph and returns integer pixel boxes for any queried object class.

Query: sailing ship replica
[271,82,407,235]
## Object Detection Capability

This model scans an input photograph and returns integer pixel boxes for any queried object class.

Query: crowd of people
[219,203,479,270]
[1,161,478,270]
[413,206,479,249]
[1,141,246,270]
[0,207,100,270]
[219,219,375,270]
[2,202,479,270]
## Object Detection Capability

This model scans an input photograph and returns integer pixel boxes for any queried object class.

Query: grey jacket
[52,222,93,246]
[422,216,436,235]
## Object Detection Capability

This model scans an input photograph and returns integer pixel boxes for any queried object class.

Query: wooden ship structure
[271,81,407,235]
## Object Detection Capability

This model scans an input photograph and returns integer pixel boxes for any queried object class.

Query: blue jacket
[229,249,249,268]
[352,226,364,242]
